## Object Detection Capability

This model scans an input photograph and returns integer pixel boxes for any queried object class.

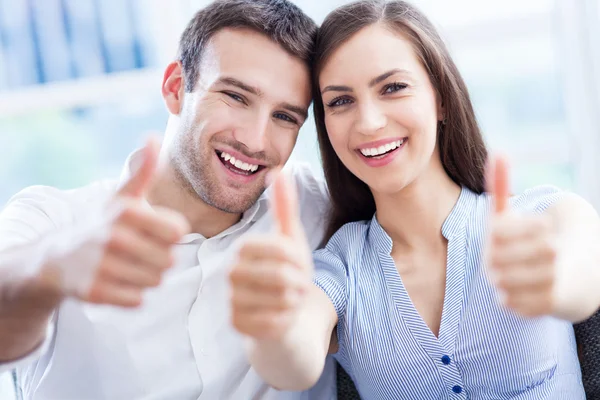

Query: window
[0,0,186,205]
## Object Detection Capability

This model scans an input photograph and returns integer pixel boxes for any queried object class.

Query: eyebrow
[321,68,411,94]
[321,84,352,95]
[281,103,308,121]
[369,69,409,87]
[217,76,263,97]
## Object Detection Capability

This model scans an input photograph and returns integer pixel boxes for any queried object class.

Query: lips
[359,138,406,158]
[216,150,263,175]
[356,137,407,168]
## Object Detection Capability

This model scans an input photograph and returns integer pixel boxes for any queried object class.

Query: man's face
[167,28,311,214]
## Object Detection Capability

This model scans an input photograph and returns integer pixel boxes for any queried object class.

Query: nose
[355,99,387,136]
[232,110,270,153]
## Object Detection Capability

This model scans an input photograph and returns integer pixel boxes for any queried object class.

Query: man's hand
[44,139,190,307]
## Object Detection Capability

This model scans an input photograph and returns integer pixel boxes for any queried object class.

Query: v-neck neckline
[370,187,475,356]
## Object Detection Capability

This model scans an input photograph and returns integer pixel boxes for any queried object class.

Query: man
[0,1,334,398]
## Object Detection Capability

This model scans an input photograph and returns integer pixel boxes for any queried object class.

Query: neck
[373,161,461,252]
[146,163,242,239]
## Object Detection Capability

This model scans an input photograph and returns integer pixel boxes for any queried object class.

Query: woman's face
[319,23,444,196]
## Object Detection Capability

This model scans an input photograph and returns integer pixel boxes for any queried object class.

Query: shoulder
[1,180,118,229]
[512,186,597,221]
[312,220,373,321]
[474,185,595,222]
[510,185,565,214]
[543,191,598,222]
[472,185,566,216]
[316,220,371,264]
[285,162,329,207]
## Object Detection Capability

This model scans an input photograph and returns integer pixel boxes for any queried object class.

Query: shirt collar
[440,186,477,240]
[370,186,476,255]
[119,148,269,244]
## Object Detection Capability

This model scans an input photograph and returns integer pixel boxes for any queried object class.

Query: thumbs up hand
[86,138,190,306]
[229,172,313,340]
[44,138,190,307]
[486,156,558,317]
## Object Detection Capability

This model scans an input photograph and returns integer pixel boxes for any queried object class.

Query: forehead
[320,23,424,86]
[198,28,311,106]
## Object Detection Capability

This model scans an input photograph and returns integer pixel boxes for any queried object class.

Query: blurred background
[0,0,599,397]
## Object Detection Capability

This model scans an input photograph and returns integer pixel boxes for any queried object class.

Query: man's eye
[224,92,246,104]
[274,113,297,124]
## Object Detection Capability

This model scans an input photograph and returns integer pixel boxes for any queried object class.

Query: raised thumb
[271,171,301,238]
[118,137,160,198]
[488,154,510,214]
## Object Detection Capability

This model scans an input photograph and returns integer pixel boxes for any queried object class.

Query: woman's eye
[383,82,408,94]
[327,97,353,108]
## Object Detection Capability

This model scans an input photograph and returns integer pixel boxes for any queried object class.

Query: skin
[156,28,312,225]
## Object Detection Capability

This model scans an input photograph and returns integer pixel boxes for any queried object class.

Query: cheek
[192,99,240,142]
[392,102,438,144]
[325,116,350,153]
[325,117,358,171]
[270,128,298,161]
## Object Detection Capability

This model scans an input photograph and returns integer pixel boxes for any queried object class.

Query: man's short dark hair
[178,0,318,92]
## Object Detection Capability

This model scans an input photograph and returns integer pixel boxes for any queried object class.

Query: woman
[229,1,600,398]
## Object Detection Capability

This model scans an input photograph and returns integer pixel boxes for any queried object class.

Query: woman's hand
[486,156,559,317]
[229,172,314,340]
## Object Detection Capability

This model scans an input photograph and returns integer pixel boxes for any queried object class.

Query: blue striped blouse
[314,186,585,399]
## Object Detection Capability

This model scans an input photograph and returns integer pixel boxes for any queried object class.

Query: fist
[486,156,558,317]
[229,172,313,340]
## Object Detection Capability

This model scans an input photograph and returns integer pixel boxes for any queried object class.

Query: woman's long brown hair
[313,0,488,242]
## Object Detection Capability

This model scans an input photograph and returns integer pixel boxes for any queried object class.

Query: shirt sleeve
[0,320,54,374]
[512,185,566,214]
[0,186,66,250]
[313,246,348,331]
[0,186,66,371]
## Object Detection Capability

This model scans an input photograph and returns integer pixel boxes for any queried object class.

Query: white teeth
[359,139,405,157]
[219,151,260,172]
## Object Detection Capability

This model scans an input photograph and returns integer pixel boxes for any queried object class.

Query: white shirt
[0,152,336,400]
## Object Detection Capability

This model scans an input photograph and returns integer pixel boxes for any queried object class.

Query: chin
[364,173,413,196]
[209,189,264,214]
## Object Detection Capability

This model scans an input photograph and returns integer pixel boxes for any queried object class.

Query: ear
[162,61,185,115]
